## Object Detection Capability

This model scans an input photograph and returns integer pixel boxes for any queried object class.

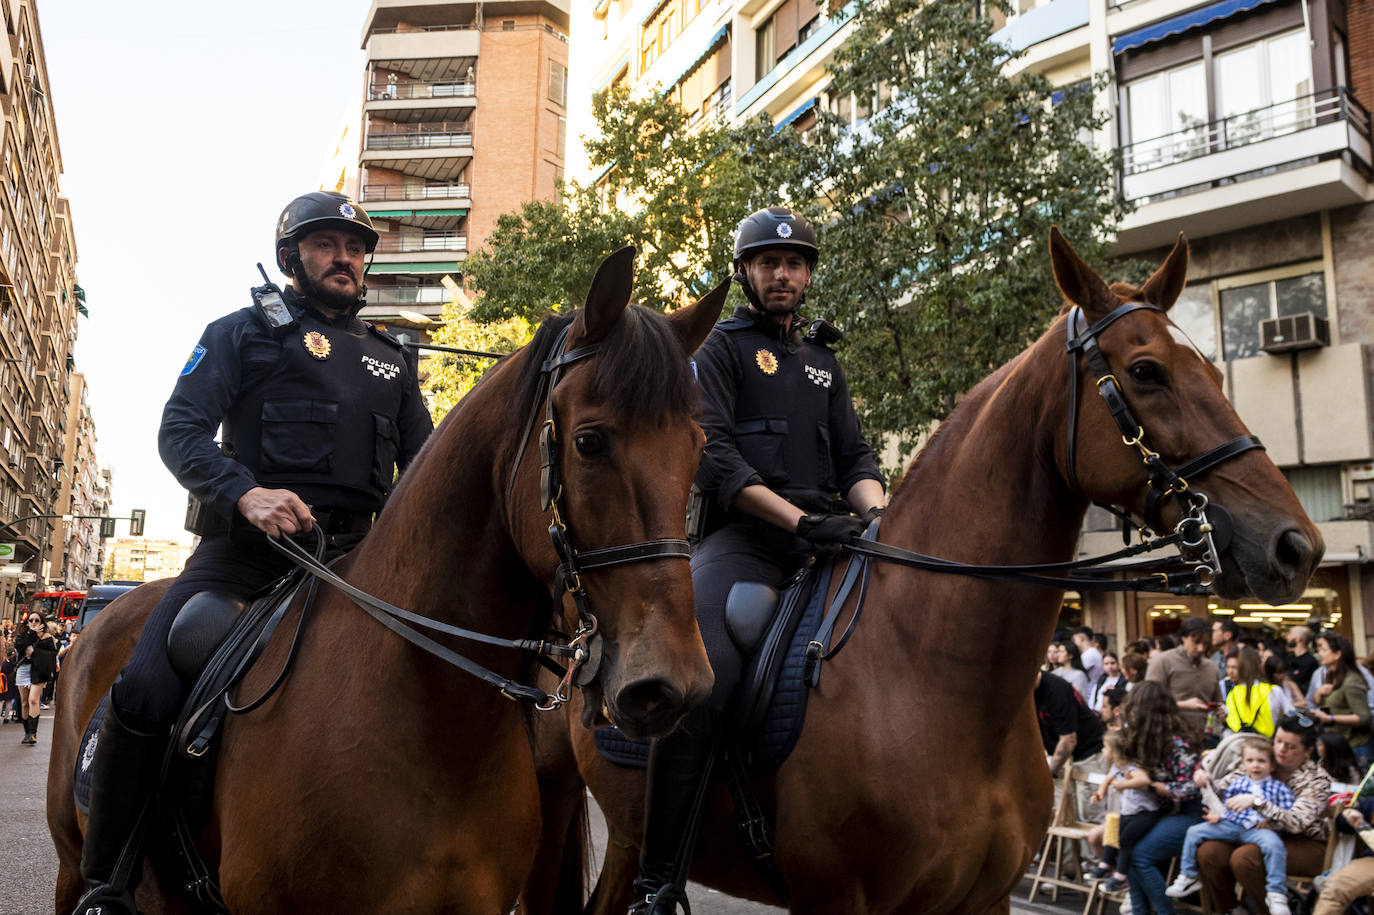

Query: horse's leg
[521,702,592,915]
[586,827,641,915]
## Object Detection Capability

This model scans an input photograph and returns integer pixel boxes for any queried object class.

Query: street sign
[18,571,36,582]
[1,562,20,577]
[0,543,13,559]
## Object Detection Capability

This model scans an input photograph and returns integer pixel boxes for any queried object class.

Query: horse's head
[509,247,727,740]
[1049,228,1322,604]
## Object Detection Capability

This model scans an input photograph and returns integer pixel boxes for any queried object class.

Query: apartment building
[46,373,108,588]
[585,0,1374,648]
[103,538,193,585]
[357,0,571,329]
[0,0,84,614]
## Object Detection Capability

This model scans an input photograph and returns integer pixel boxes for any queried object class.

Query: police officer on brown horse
[630,207,886,913]
[73,192,433,915]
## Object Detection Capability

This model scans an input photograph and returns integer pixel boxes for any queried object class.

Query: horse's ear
[581,245,637,342]
[1049,227,1115,321]
[669,277,730,354]
[1138,233,1190,313]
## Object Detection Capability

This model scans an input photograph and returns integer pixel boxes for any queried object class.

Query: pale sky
[38,0,597,543]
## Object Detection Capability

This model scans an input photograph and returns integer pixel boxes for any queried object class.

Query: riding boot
[28,713,39,745]
[628,710,719,915]
[20,715,32,744]
[73,703,165,915]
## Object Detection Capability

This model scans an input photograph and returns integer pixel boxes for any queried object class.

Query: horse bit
[272,323,692,710]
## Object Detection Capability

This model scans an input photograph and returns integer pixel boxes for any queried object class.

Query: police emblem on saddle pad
[303,331,332,360]
[755,349,779,375]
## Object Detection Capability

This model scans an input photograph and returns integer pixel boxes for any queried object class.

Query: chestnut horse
[47,247,727,914]
[536,231,1324,913]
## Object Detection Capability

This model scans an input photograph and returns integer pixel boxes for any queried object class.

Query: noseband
[1064,302,1264,581]
[509,323,694,705]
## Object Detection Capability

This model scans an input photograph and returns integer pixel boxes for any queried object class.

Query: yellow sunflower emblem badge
[755,349,779,375]
[303,331,332,360]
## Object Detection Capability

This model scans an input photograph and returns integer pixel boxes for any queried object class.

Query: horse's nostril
[1273,529,1312,577]
[614,678,685,724]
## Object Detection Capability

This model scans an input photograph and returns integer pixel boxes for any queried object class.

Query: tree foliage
[419,302,533,424]
[463,84,788,322]
[779,0,1127,458]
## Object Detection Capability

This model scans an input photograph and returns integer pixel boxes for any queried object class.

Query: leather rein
[268,323,691,710]
[843,302,1264,596]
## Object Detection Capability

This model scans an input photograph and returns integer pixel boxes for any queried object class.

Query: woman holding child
[1192,713,1331,915]
[1115,682,1205,915]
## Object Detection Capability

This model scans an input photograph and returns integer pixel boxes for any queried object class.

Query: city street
[0,708,1082,914]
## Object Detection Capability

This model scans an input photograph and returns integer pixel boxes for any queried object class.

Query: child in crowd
[1088,731,1166,892]
[1165,738,1295,915]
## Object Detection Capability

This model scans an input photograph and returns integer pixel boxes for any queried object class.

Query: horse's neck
[878,329,1087,698]
[344,367,547,706]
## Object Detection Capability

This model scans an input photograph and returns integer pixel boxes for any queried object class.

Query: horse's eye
[574,431,606,456]
[1128,361,1167,386]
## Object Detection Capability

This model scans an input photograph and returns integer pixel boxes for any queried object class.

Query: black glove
[795,512,866,546]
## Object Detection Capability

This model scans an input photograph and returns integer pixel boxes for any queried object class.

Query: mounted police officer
[73,192,433,915]
[630,207,885,913]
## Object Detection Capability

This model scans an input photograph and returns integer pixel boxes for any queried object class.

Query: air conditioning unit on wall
[1259,312,1330,354]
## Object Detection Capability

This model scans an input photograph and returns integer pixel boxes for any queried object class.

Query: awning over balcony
[366,208,468,218]
[1113,0,1283,54]
[369,262,459,275]
[775,97,817,132]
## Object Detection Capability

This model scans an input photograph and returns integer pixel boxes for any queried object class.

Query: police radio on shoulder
[251,262,298,336]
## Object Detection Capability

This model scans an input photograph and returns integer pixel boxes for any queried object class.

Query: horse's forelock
[586,304,697,424]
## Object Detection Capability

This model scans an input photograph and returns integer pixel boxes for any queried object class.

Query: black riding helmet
[274,191,379,274]
[732,207,818,319]
[732,206,819,271]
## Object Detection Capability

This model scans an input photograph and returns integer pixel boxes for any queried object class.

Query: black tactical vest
[222,308,409,514]
[719,317,840,497]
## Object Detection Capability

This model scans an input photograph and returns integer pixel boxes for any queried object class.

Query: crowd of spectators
[1035,619,1374,915]
[1,607,76,735]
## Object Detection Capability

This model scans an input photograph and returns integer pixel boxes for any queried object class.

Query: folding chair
[1029,763,1098,903]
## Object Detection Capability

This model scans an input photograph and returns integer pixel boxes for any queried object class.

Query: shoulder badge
[755,349,778,375]
[303,331,332,360]
[180,345,207,377]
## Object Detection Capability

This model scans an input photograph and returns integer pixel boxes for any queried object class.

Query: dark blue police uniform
[112,287,432,730]
[690,304,882,715]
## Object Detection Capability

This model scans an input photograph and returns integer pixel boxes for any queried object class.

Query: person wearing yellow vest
[1226,647,1281,737]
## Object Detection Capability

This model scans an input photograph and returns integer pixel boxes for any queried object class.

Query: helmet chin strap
[732,270,807,316]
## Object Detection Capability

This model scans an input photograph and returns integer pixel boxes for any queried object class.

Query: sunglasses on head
[1280,712,1319,731]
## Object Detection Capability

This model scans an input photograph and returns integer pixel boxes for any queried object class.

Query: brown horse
[47,247,728,914]
[538,231,1324,913]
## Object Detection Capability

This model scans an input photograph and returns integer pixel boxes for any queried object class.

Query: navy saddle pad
[594,560,832,771]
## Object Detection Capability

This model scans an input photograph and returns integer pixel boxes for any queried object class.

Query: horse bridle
[1064,301,1264,584]
[508,323,694,706]
[269,322,693,711]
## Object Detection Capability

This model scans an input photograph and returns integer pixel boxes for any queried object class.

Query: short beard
[298,269,360,313]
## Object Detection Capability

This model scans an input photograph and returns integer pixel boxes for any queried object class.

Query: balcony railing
[376,232,468,253]
[366,122,473,151]
[369,79,476,102]
[1121,88,1372,201]
[362,183,470,202]
[368,286,451,306]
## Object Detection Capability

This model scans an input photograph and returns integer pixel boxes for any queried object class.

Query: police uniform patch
[180,344,207,376]
[303,331,332,360]
[361,355,400,380]
[755,349,778,375]
[339,203,357,219]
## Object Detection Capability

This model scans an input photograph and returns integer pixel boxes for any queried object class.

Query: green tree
[419,302,533,424]
[781,0,1126,460]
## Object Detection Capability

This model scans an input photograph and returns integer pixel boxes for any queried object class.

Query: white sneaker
[1265,892,1291,915]
[1164,873,1201,898]
[1118,895,1132,915]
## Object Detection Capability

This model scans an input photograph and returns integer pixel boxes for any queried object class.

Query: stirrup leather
[628,885,691,915]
